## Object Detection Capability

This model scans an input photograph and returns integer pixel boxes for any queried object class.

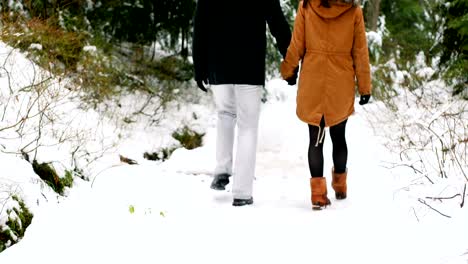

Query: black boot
[232,197,254,206]
[210,173,230,190]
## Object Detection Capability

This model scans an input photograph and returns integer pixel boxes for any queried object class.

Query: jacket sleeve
[352,7,372,95]
[192,0,208,81]
[265,0,292,58]
[280,2,305,80]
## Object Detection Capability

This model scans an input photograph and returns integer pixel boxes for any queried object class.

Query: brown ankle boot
[332,168,347,200]
[310,177,331,210]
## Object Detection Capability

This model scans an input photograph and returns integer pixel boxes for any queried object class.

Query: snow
[1,41,468,264]
[367,31,382,47]
[28,43,42,51]
[366,15,387,63]
[83,45,97,53]
[415,51,435,79]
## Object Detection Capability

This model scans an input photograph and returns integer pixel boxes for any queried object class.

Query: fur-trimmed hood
[342,0,360,5]
[307,0,359,19]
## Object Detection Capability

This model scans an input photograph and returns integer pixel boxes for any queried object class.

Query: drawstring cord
[314,126,321,147]
[319,127,325,144]
[314,126,326,147]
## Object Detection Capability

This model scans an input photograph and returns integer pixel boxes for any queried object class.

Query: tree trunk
[181,28,188,58]
[151,39,157,61]
[43,0,48,18]
[2,0,8,12]
[366,0,381,32]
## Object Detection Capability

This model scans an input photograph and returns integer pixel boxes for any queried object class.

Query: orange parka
[281,0,371,127]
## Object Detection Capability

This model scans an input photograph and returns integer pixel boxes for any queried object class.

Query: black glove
[196,79,208,92]
[286,67,299,86]
[359,94,371,105]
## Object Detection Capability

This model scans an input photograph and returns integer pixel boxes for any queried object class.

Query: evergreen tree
[265,0,298,77]
[380,0,434,64]
[85,0,195,56]
[438,0,468,96]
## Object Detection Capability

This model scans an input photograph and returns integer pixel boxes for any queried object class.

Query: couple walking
[192,0,371,210]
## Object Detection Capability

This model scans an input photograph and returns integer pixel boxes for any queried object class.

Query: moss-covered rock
[32,160,64,195]
[32,161,74,195]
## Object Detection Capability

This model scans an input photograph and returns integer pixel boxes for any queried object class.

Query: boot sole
[210,174,230,191]
[312,204,329,210]
[232,198,254,206]
[335,192,347,200]
[210,184,226,191]
[312,201,331,210]
[312,205,324,210]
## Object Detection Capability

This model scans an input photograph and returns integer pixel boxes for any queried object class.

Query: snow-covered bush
[366,73,467,218]
[0,195,33,253]
[367,15,387,64]
[143,147,177,162]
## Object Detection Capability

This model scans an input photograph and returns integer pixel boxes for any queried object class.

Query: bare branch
[381,161,434,184]
[425,194,461,201]
[0,86,43,132]
[18,77,53,93]
[0,48,15,94]
[33,108,44,161]
[132,94,154,116]
[412,207,419,222]
[461,184,466,208]
[418,198,451,218]
[0,191,14,217]
[91,164,124,188]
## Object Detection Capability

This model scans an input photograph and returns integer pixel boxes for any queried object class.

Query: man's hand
[359,94,371,105]
[196,79,208,92]
[286,67,299,86]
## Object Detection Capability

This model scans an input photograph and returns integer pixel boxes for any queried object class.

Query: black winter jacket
[192,0,292,86]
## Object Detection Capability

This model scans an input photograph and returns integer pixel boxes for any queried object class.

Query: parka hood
[309,0,358,19]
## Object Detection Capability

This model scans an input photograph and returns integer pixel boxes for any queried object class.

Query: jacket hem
[297,109,354,127]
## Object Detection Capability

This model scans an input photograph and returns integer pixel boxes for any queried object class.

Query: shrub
[62,170,74,188]
[146,55,193,82]
[0,17,86,74]
[371,64,398,102]
[1,16,193,107]
[143,146,177,162]
[75,48,123,105]
[172,126,205,150]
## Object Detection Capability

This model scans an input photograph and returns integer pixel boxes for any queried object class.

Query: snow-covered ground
[1,42,467,263]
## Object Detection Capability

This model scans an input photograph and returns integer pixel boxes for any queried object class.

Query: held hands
[285,67,299,86]
[359,94,371,105]
[196,78,208,92]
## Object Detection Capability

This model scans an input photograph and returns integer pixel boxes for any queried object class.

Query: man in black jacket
[192,0,292,206]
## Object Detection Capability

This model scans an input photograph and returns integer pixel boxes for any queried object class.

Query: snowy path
[1,82,467,264]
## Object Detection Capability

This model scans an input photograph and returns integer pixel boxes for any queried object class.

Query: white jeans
[211,84,262,199]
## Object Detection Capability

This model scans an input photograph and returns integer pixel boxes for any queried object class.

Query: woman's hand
[359,94,370,105]
[285,67,299,86]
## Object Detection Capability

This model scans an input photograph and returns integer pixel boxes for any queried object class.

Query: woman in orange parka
[281,0,372,210]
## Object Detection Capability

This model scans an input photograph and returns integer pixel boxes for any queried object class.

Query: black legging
[308,117,348,177]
